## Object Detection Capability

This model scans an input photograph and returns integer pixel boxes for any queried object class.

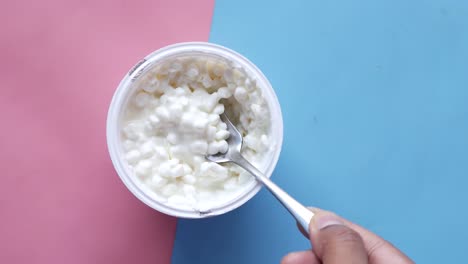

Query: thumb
[309,211,368,264]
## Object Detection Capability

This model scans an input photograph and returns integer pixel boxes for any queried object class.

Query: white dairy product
[121,55,272,211]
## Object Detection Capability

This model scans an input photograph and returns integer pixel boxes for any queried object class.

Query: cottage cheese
[121,55,271,210]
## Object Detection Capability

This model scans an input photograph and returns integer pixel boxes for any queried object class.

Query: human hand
[282,208,414,264]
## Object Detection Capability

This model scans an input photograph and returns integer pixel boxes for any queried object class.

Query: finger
[281,250,321,264]
[308,208,414,264]
[309,212,368,264]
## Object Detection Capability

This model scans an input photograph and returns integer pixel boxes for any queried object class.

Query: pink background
[0,0,214,263]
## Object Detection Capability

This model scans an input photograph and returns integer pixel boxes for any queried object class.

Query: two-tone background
[1,0,467,263]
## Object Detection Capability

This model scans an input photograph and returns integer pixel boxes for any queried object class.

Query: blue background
[172,0,468,263]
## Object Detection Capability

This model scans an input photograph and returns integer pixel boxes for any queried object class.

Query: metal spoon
[206,113,314,235]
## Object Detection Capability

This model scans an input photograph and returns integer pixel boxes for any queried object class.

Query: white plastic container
[106,42,283,218]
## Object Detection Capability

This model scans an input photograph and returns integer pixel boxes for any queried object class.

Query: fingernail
[307,207,320,213]
[314,214,344,230]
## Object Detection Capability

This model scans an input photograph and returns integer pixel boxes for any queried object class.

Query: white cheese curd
[121,55,272,211]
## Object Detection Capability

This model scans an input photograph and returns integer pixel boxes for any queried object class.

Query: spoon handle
[231,153,315,236]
